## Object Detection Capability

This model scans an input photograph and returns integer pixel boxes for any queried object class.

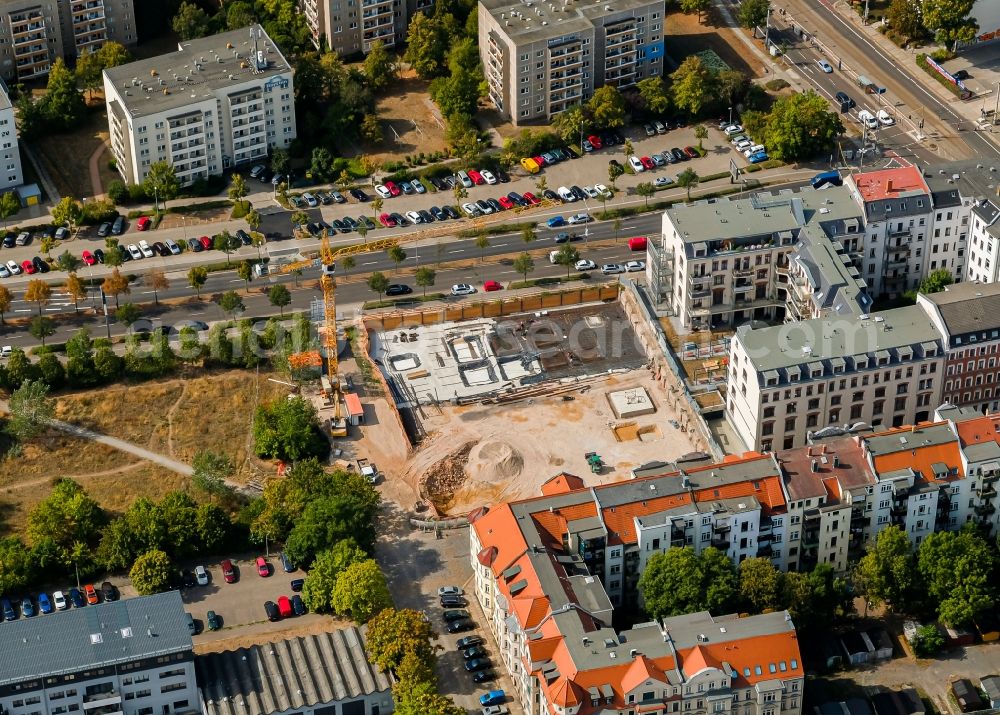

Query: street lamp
[728,106,733,126]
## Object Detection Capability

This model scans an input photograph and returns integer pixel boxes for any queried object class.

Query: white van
[549,250,561,264]
[857,110,878,130]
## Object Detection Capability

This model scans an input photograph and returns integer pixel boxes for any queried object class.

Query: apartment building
[478,0,665,125]
[298,0,432,56]
[0,0,135,82]
[649,187,870,330]
[844,166,933,298]
[103,25,295,187]
[924,172,972,283]
[919,281,1000,413]
[470,476,805,715]
[0,591,199,715]
[0,82,22,190]
[727,305,945,452]
[967,197,1000,283]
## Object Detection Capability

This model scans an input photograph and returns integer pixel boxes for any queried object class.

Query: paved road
[782,0,1000,162]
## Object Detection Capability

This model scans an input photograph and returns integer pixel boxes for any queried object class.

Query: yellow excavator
[284,233,398,438]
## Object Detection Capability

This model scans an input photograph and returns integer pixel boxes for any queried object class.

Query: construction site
[360,288,708,515]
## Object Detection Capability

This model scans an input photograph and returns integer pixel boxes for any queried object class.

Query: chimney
[885,179,893,193]
[811,459,818,472]
[833,455,840,468]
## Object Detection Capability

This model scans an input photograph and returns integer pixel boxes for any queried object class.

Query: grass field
[0,370,294,535]
[34,105,110,199]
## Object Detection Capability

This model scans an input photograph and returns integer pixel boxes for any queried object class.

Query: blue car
[37,592,53,614]
[21,597,34,618]
[748,151,769,164]
[480,690,506,707]
[2,598,15,621]
[546,216,566,228]
[280,552,296,573]
[69,587,85,608]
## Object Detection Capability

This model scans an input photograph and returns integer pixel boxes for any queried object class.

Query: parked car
[447,618,475,633]
[480,169,497,185]
[264,601,280,622]
[69,588,85,608]
[82,250,95,265]
[626,260,646,272]
[483,280,503,292]
[290,578,305,592]
[53,591,67,610]
[101,581,119,601]
[481,690,506,707]
[463,645,488,660]
[473,671,497,685]
[112,216,126,235]
[602,263,625,275]
[21,597,34,617]
[221,559,237,584]
[136,216,151,231]
[2,598,15,620]
[277,596,293,618]
[465,658,492,672]
[876,109,895,126]
[567,213,591,225]
[84,584,98,605]
[451,284,476,296]
[207,610,221,631]
[194,566,209,586]
[37,592,53,614]
[575,259,597,271]
[386,284,412,296]
[279,552,295,573]
[292,594,307,616]
[628,155,644,173]
[256,557,270,577]
[444,609,471,621]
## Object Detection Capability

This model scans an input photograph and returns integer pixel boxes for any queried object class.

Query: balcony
[733,283,752,294]
[757,545,773,558]
[984,472,999,484]
[975,503,996,516]
[714,522,731,533]
[978,486,997,499]
[711,537,729,549]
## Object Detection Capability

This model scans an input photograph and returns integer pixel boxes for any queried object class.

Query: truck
[357,458,380,484]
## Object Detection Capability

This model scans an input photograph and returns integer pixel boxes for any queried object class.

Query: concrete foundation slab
[607,386,657,419]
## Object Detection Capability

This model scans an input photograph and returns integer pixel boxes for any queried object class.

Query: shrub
[913,624,945,657]
[107,180,128,205]
[127,183,148,203]
[765,79,790,91]
[929,48,955,62]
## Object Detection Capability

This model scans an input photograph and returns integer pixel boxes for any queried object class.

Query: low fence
[360,285,621,332]
[619,281,725,461]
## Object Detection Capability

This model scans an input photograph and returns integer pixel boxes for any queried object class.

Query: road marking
[14,309,30,313]
[448,249,464,254]
[360,260,377,266]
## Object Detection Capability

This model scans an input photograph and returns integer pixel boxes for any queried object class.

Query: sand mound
[467,440,524,482]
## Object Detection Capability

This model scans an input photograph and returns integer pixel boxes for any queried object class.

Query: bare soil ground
[35,106,110,199]
[0,371,293,533]
[664,8,761,79]
[347,70,450,163]
[389,371,698,515]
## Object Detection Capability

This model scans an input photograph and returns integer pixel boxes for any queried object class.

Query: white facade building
[0,591,199,715]
[103,25,295,187]
[0,81,21,190]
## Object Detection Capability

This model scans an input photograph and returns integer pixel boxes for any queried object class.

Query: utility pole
[995,81,999,125]
[863,0,870,24]
[764,3,771,48]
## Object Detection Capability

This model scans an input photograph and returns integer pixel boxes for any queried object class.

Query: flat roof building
[104,25,295,186]
[299,0,434,56]
[478,0,665,125]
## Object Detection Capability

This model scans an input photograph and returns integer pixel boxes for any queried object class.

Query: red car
[683,146,699,159]
[84,584,99,605]
[136,216,151,231]
[379,213,396,227]
[256,557,270,577]
[483,280,503,292]
[532,155,546,168]
[221,559,237,584]
[498,196,514,210]
[523,192,540,205]
[468,170,484,185]
[82,250,95,265]
[277,595,293,618]
[199,235,212,250]
[640,156,655,170]
[384,181,401,197]
[587,134,602,150]
[21,259,35,274]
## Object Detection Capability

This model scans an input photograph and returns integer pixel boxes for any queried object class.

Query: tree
[919,268,953,294]
[635,181,656,207]
[361,113,383,144]
[513,252,535,283]
[219,290,245,319]
[758,91,844,161]
[368,271,390,302]
[637,76,671,115]
[415,266,436,297]
[371,196,384,217]
[39,236,54,260]
[28,316,56,346]
[291,210,310,234]
[430,39,482,119]
[215,231,236,266]
[301,540,368,611]
[638,546,738,618]
[38,352,65,388]
[781,563,851,633]
[246,207,262,235]
[680,0,711,22]
[57,250,82,273]
[76,51,104,99]
[130,549,173,595]
[363,40,398,93]
[521,226,536,246]
[671,56,719,117]
[52,197,82,231]
[886,0,925,41]
[172,1,211,40]
[228,173,248,208]
[0,191,19,228]
[98,41,131,70]
[913,624,945,657]
[8,379,54,440]
[393,681,465,715]
[188,266,208,298]
[387,245,407,273]
[357,221,369,245]
[366,607,441,672]
[252,396,328,462]
[739,557,783,612]
[676,168,700,201]
[191,450,234,498]
[330,559,392,622]
[144,270,168,307]
[554,243,580,277]
[473,234,491,263]
[623,139,635,162]
[143,161,179,211]
[920,0,977,49]
[587,85,626,128]
[271,148,291,176]
[268,284,292,315]
[0,284,10,323]
[695,125,708,151]
[236,261,254,294]
[853,526,915,614]
[115,303,141,333]
[552,104,591,144]
[0,537,32,594]
[195,502,231,552]
[608,161,624,190]
[917,526,995,626]
[403,12,448,78]
[101,268,132,308]
[42,59,86,131]
[63,272,87,315]
[24,279,51,316]
[738,0,769,29]
[26,479,104,565]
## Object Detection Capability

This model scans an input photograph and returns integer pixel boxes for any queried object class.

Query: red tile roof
[541,473,587,495]
[956,415,1000,447]
[853,166,929,202]
[868,424,964,482]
